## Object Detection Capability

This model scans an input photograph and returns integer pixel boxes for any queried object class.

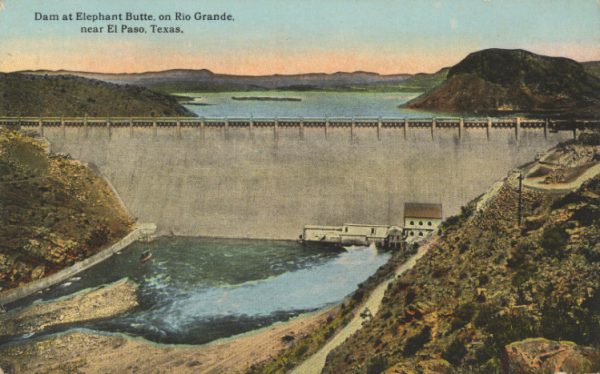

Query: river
[5,237,390,345]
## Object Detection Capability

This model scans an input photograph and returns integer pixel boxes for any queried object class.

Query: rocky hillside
[0,130,133,292]
[406,49,600,115]
[0,73,193,117]
[322,134,600,373]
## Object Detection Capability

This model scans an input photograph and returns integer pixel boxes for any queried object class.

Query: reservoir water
[180,91,435,118]
[7,237,390,345]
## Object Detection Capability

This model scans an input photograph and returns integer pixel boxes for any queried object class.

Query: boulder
[417,359,453,374]
[30,265,45,280]
[502,338,600,374]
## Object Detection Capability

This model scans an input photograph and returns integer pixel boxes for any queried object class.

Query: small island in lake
[180,101,213,106]
[231,96,302,102]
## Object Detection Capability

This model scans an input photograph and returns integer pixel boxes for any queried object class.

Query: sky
[0,0,598,75]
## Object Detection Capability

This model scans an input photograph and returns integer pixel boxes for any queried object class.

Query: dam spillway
[15,117,574,240]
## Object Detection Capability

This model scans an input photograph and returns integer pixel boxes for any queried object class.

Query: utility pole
[518,172,524,226]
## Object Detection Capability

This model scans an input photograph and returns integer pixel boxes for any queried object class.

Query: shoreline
[0,278,139,340]
[0,223,156,307]
[0,303,332,373]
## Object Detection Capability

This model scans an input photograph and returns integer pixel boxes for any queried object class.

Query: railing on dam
[1,116,598,140]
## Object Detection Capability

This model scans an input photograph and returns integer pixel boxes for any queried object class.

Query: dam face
[40,126,569,239]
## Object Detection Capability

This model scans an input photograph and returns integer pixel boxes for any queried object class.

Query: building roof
[343,223,391,228]
[404,203,443,219]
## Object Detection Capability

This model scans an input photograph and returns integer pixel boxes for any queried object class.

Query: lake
[179,91,436,118]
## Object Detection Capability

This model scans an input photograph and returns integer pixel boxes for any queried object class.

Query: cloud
[0,1,4,12]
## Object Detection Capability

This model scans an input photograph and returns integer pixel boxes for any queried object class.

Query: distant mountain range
[406,49,600,115]
[7,49,600,116]
[17,69,415,93]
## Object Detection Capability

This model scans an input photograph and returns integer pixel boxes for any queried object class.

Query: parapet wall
[30,124,571,240]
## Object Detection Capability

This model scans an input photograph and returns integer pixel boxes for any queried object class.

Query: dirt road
[291,245,429,374]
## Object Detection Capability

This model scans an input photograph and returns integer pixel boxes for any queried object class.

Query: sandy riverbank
[0,307,330,374]
[0,278,138,338]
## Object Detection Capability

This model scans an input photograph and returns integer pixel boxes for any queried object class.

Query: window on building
[419,221,423,226]
[371,228,375,234]
[428,221,432,226]
[409,231,414,236]
[345,227,348,232]
[418,232,423,236]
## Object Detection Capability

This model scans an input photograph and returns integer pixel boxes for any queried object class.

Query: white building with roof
[403,203,443,241]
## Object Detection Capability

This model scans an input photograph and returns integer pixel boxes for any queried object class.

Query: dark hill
[0,73,193,117]
[406,49,600,115]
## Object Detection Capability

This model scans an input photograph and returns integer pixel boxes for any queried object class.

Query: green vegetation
[391,68,448,93]
[320,136,600,373]
[0,130,133,291]
[0,73,193,117]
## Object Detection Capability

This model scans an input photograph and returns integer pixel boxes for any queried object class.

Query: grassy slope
[0,130,133,291]
[321,138,600,373]
[0,73,193,117]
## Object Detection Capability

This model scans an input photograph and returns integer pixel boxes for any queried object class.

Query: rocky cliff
[321,133,600,373]
[0,130,133,292]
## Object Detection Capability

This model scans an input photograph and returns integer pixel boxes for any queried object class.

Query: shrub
[571,205,600,226]
[507,241,534,268]
[405,288,417,305]
[403,326,432,357]
[442,338,468,366]
[578,131,600,146]
[551,191,585,209]
[583,242,600,263]
[541,291,600,346]
[366,355,388,374]
[540,224,569,258]
[451,302,476,331]
[85,223,111,248]
[480,311,540,355]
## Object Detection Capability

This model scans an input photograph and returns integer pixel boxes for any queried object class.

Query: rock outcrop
[0,130,133,291]
[503,338,600,374]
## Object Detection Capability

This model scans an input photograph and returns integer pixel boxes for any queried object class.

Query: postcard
[0,1,599,373]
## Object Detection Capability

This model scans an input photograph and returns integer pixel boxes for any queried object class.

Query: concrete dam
[18,118,572,240]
